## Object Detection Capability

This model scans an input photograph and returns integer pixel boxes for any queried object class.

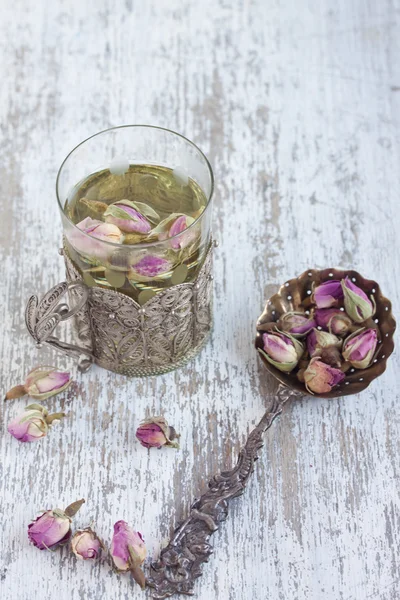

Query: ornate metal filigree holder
[146,385,301,598]
[25,243,214,376]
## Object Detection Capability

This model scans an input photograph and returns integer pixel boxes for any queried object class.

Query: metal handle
[146,385,302,598]
[25,281,94,372]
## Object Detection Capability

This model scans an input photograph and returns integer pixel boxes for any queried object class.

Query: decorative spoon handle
[146,385,302,598]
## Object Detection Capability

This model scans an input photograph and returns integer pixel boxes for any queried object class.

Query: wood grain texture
[0,1,399,599]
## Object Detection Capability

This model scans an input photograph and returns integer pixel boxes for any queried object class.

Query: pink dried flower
[136,416,179,449]
[304,358,345,394]
[5,366,71,401]
[8,404,65,443]
[278,312,316,336]
[259,331,304,373]
[312,280,344,308]
[341,277,375,323]
[314,308,352,336]
[129,255,172,280]
[104,200,153,234]
[307,329,342,357]
[68,217,124,262]
[71,528,103,560]
[342,328,378,369]
[110,521,146,589]
[28,499,85,551]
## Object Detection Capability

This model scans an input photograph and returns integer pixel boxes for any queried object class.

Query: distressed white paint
[0,1,399,599]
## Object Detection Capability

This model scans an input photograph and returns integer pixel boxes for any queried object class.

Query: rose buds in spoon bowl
[255,268,396,398]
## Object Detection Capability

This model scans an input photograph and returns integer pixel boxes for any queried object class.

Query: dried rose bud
[128,255,172,281]
[278,311,316,337]
[78,197,108,216]
[319,346,342,368]
[314,308,352,336]
[149,213,196,249]
[312,280,344,308]
[307,329,342,358]
[8,404,66,443]
[304,358,345,394]
[341,277,375,323]
[167,214,196,249]
[136,416,180,449]
[342,328,378,369]
[111,521,147,589]
[68,217,124,262]
[5,366,71,401]
[104,200,159,233]
[28,499,85,551]
[71,527,103,560]
[259,331,304,373]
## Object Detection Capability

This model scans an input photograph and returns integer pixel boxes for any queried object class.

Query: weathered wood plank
[0,0,399,599]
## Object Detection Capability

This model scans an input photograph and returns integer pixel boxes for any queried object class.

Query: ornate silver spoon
[147,268,395,598]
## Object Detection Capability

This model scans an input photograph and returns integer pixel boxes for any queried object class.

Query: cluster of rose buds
[67,196,201,280]
[5,367,72,443]
[259,277,379,394]
[28,500,147,589]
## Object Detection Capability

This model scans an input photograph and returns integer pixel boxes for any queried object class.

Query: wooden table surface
[1,1,399,599]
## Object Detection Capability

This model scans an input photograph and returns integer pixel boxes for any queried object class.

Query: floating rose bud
[128,255,172,281]
[341,277,375,323]
[259,331,304,373]
[314,308,352,336]
[278,311,316,337]
[342,328,378,369]
[8,404,66,443]
[111,521,147,589]
[5,366,71,401]
[168,215,196,249]
[312,280,344,308]
[67,217,124,263]
[28,499,85,551]
[71,527,103,560]
[136,416,180,449]
[104,200,159,233]
[78,197,108,216]
[307,329,342,357]
[304,358,345,394]
[149,213,196,249]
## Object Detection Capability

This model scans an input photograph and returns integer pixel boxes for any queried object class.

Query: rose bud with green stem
[149,213,197,249]
[341,277,376,323]
[71,527,104,560]
[8,404,66,443]
[342,328,378,369]
[5,366,71,401]
[128,255,173,282]
[314,308,353,336]
[312,280,344,308]
[307,329,342,357]
[258,331,304,373]
[278,311,316,337]
[28,499,85,551]
[304,358,345,394]
[67,217,125,263]
[110,521,147,589]
[136,416,180,449]
[104,200,159,233]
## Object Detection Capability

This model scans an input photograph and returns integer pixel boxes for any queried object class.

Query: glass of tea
[26,126,215,376]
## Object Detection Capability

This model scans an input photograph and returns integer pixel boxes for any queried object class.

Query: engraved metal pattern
[146,385,301,598]
[63,244,214,376]
[64,256,94,354]
[24,280,93,372]
[255,267,396,398]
